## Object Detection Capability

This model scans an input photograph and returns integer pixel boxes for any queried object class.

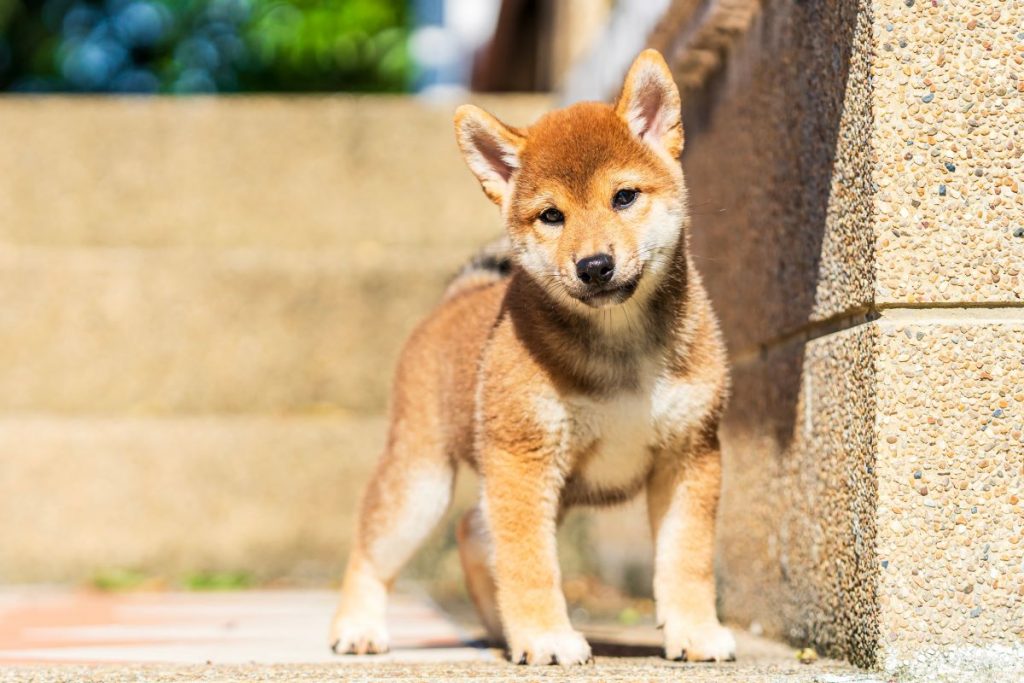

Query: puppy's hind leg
[457,504,503,642]
[330,425,455,655]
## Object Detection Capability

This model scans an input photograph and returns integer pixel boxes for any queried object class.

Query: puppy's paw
[329,616,390,655]
[510,629,592,666]
[662,617,735,662]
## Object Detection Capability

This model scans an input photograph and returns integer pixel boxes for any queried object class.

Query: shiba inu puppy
[330,49,735,666]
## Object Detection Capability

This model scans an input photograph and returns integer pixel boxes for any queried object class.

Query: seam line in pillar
[731,306,876,367]
[875,306,1024,325]
[730,301,1024,367]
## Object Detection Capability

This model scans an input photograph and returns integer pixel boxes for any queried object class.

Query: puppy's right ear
[454,105,525,207]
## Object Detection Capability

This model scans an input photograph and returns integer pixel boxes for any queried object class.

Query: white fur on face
[511,190,685,321]
[515,231,559,293]
[633,193,686,282]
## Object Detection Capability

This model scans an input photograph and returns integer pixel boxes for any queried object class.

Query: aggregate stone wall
[661,0,1024,674]
[717,325,879,664]
[681,0,876,355]
[871,0,1023,305]
[677,0,884,664]
[874,314,1024,675]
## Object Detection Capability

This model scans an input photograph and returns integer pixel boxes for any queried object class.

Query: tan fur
[330,50,735,666]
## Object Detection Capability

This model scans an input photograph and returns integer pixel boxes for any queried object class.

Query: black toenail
[550,655,558,665]
[518,653,528,665]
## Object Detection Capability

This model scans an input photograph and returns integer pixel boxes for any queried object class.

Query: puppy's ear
[615,49,683,160]
[454,105,526,206]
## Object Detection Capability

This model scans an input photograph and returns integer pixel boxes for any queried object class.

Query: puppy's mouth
[574,276,640,308]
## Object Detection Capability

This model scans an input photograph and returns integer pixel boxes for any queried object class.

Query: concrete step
[0,97,538,584]
[0,246,481,415]
[0,415,388,583]
[0,414,610,588]
[0,96,549,250]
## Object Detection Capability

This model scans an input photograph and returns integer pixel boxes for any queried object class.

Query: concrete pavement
[0,588,875,681]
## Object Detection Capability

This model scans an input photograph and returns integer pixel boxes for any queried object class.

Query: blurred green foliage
[90,567,255,591]
[90,567,150,591]
[0,0,412,92]
[181,570,253,590]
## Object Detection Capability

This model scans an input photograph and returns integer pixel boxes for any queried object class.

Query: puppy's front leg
[647,433,736,662]
[482,448,591,666]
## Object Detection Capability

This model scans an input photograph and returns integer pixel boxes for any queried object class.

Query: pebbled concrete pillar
[652,0,1023,675]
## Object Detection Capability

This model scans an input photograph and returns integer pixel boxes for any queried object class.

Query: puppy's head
[455,49,686,310]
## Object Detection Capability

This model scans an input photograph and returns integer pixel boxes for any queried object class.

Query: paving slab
[0,589,868,682]
[0,589,482,666]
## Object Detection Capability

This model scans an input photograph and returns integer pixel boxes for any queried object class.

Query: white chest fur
[571,391,655,493]
[537,373,718,495]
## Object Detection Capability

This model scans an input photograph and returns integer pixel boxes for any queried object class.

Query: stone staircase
[0,96,549,583]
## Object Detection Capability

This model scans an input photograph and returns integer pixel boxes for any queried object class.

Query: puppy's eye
[539,208,564,225]
[612,189,638,209]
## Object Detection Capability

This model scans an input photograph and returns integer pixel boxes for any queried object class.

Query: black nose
[575,253,615,285]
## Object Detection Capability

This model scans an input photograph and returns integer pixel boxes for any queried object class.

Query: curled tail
[442,236,514,301]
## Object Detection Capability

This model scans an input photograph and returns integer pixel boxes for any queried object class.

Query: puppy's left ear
[615,49,683,160]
